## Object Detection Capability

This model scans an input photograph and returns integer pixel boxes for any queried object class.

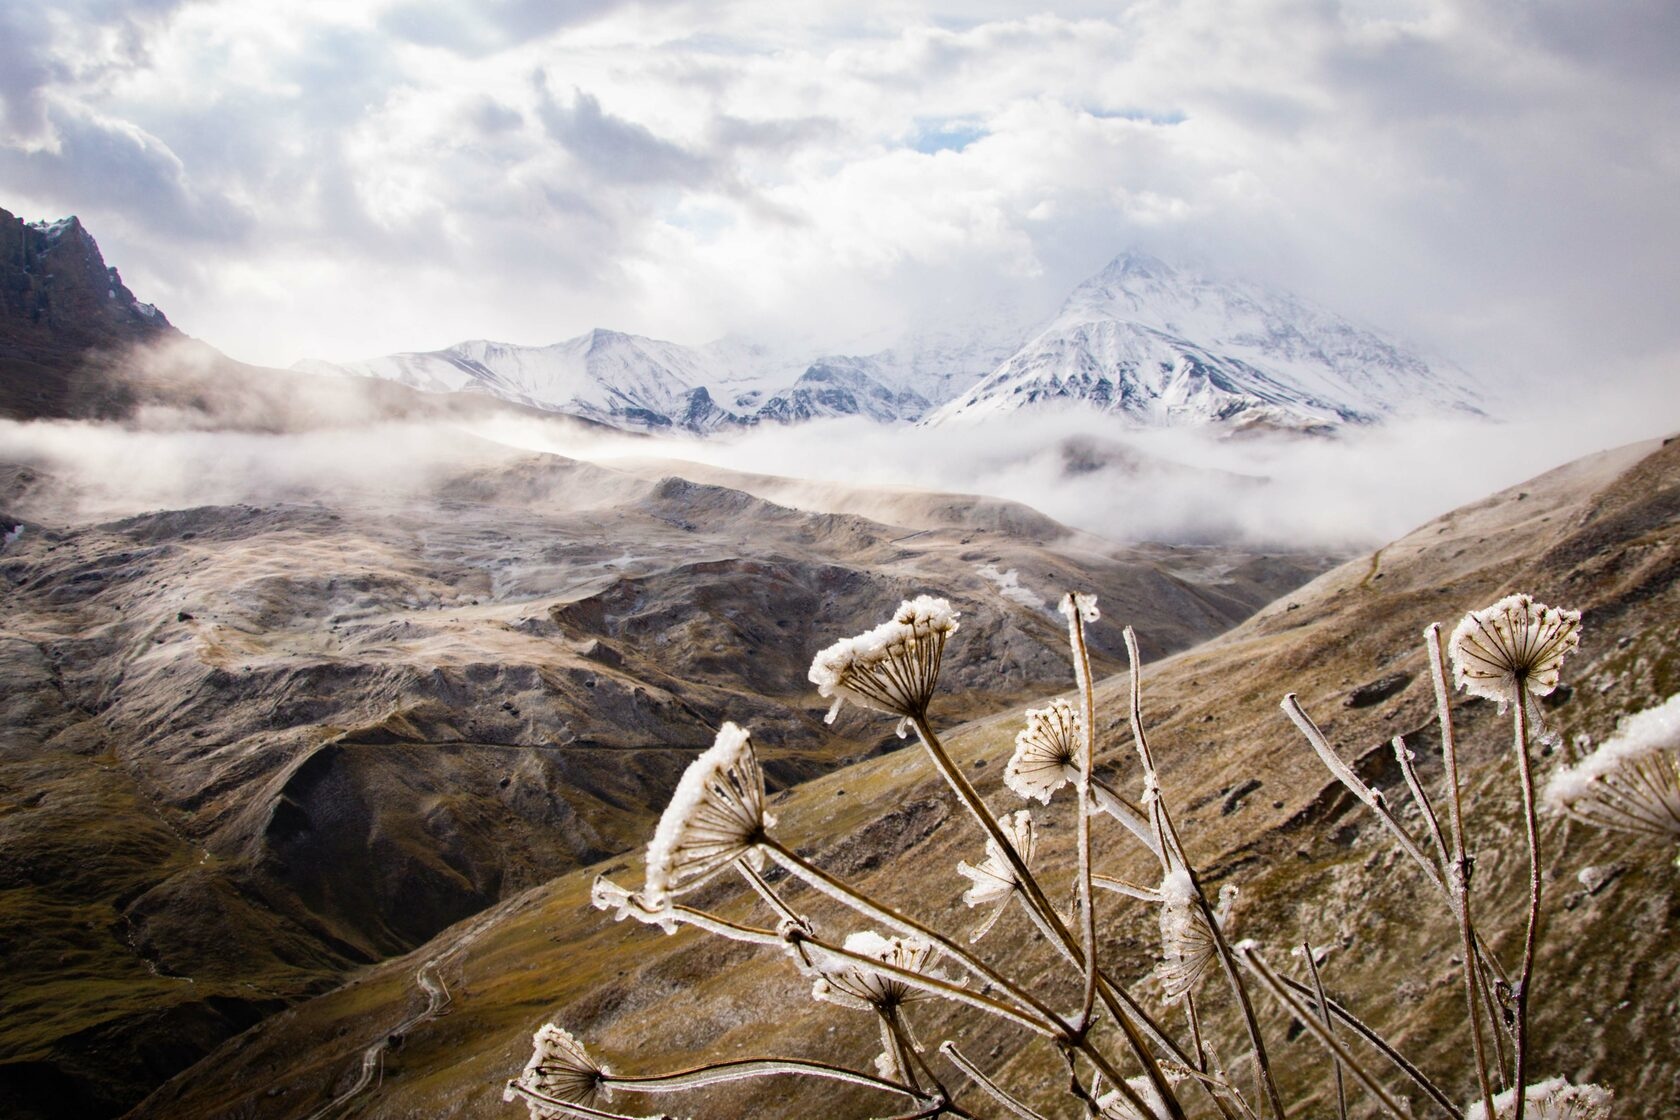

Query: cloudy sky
[4,0,1678,389]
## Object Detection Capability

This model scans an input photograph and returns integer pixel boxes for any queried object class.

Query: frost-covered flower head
[1449,595,1582,706]
[1464,1078,1612,1120]
[956,810,1036,942]
[1156,872,1235,1004]
[644,723,773,906]
[1005,698,1085,803]
[1545,692,1680,845]
[808,596,959,725]
[812,931,947,1011]
[504,1023,613,1116]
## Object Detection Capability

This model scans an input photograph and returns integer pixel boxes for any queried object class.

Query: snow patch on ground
[977,564,1047,610]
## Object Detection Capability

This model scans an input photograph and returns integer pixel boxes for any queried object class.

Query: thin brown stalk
[1425,623,1498,1117]
[1300,940,1346,1120]
[1510,694,1542,1120]
[1235,945,1411,1120]
[1276,975,1462,1119]
[939,1042,1053,1120]
[1064,597,1100,1032]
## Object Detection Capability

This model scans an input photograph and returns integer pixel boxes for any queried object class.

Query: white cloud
[0,0,1674,398]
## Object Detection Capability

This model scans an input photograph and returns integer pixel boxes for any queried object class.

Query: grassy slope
[126,434,1680,1118]
[0,446,1328,1118]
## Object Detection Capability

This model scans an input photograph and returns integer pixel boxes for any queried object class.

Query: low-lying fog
[1,368,1673,552]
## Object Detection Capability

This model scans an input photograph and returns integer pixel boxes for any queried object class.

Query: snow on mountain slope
[929,253,1485,430]
[755,356,931,424]
[295,329,736,433]
[298,253,1482,437]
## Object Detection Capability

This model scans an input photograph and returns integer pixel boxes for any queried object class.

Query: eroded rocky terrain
[109,433,1680,1119]
[0,426,1329,1118]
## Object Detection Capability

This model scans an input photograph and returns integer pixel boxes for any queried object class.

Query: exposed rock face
[755,356,930,424]
[0,208,179,421]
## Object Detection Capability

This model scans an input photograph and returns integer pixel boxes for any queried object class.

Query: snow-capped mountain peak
[297,251,1483,437]
[928,252,1483,430]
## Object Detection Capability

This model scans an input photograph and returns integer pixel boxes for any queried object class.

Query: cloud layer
[2,0,1678,401]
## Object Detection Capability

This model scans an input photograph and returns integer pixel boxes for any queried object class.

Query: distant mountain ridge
[928,252,1485,429]
[301,252,1483,435]
[0,205,1484,436]
[293,331,943,433]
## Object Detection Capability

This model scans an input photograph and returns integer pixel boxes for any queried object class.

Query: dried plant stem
[508,1054,947,1120]
[1064,600,1100,1032]
[909,715,1188,1120]
[663,902,787,948]
[1121,628,1177,868]
[1510,694,1542,1120]
[939,1042,1053,1120]
[761,842,1064,1036]
[1089,776,1163,857]
[1280,694,1445,894]
[1425,624,1498,1118]
[1130,630,1284,1120]
[1234,945,1411,1120]
[1300,941,1346,1120]
[1274,975,1462,1119]
[1091,873,1160,901]
[606,1056,934,1096]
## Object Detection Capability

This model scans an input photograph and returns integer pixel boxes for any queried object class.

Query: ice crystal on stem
[1449,594,1581,707]
[956,809,1036,942]
[644,722,772,905]
[1464,1078,1613,1120]
[1098,1075,1172,1120]
[808,596,959,723]
[1545,691,1680,846]
[505,1024,613,1116]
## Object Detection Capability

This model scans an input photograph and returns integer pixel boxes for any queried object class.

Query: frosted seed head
[1157,870,1217,1003]
[644,723,770,906]
[1004,698,1085,803]
[808,597,958,723]
[1449,594,1582,705]
[507,1024,613,1115]
[1463,1078,1612,1120]
[1544,691,1680,843]
[956,810,1036,941]
[811,931,950,1011]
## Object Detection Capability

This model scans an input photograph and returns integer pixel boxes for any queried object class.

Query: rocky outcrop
[0,207,178,421]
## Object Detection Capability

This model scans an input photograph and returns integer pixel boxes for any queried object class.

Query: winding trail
[305,907,502,1120]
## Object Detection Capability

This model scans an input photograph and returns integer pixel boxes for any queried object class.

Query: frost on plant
[511,589,1620,1120]
[1155,871,1232,1004]
[808,594,959,725]
[504,1023,612,1117]
[811,932,948,1012]
[1449,594,1582,706]
[644,721,773,905]
[1545,691,1680,847]
[955,809,1035,941]
[1004,698,1084,803]
[1465,1079,1614,1120]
